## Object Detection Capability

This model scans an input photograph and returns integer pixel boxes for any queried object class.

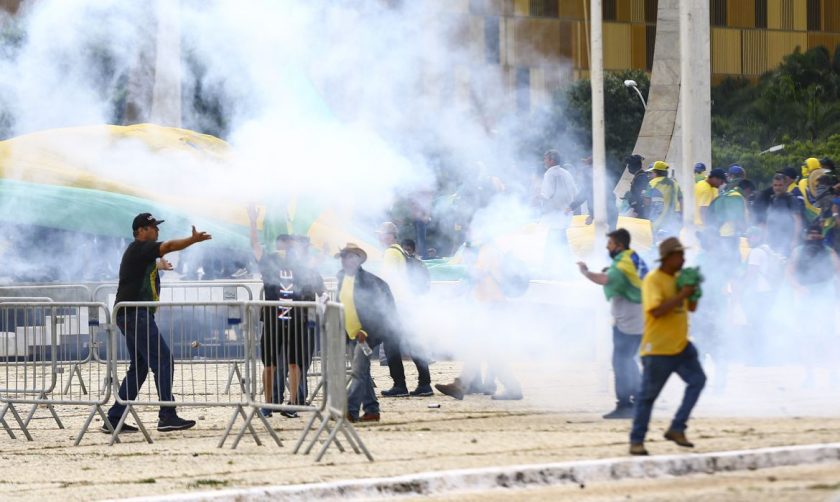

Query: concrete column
[149,0,182,127]
[590,0,607,231]
[678,0,711,239]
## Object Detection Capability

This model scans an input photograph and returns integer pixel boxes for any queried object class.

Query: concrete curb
[124,443,840,501]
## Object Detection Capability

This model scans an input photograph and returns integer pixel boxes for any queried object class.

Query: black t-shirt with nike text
[258,252,325,322]
[115,240,162,306]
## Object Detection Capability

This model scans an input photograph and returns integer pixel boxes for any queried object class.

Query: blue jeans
[346,340,380,419]
[108,310,176,421]
[613,327,642,407]
[630,342,706,443]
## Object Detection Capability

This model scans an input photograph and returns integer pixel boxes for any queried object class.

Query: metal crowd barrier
[0,284,93,303]
[92,280,259,306]
[105,299,368,460]
[293,302,372,461]
[220,300,321,449]
[108,301,253,445]
[0,283,370,461]
[0,302,112,445]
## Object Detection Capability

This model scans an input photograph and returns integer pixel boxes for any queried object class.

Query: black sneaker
[381,386,409,397]
[157,415,196,432]
[100,419,139,434]
[279,409,299,418]
[410,384,434,397]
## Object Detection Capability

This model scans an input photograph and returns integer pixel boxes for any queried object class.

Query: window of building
[529,0,558,17]
[711,0,727,26]
[603,0,617,21]
[755,0,768,28]
[484,16,501,64]
[807,0,821,31]
[645,0,658,23]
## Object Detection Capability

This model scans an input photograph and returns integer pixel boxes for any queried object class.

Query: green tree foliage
[712,45,840,184]
[553,69,650,178]
[556,46,840,187]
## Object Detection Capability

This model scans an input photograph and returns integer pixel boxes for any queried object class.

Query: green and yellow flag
[603,249,649,303]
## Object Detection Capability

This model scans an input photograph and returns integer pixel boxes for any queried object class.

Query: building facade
[449,0,840,111]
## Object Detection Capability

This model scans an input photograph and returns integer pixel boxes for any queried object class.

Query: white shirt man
[540,151,578,230]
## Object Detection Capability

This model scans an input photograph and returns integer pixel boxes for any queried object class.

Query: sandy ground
[1,360,840,501]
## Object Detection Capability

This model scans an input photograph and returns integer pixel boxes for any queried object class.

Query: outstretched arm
[576,262,608,285]
[160,226,212,256]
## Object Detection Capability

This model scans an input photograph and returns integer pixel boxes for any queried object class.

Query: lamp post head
[624,79,638,88]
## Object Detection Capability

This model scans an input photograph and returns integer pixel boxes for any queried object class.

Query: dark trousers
[630,342,706,443]
[413,219,427,259]
[347,338,381,419]
[109,310,176,421]
[385,340,431,389]
[612,327,642,407]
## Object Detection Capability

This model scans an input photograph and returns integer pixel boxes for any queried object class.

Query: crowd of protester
[93,149,840,453]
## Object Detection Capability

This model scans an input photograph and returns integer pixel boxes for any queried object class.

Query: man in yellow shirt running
[629,237,706,456]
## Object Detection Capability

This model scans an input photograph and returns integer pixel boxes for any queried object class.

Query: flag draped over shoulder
[603,249,648,303]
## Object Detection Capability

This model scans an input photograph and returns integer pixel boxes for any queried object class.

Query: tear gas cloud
[0,0,831,417]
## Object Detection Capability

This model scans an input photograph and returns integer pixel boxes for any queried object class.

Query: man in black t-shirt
[248,207,325,418]
[105,213,211,434]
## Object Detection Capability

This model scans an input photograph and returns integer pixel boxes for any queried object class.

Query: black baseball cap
[708,168,727,180]
[781,167,799,180]
[132,213,165,231]
[625,154,644,167]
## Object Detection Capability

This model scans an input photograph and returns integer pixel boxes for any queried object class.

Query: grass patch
[808,482,840,491]
[137,478,156,484]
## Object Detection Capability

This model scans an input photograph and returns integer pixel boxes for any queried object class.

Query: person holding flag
[577,228,649,419]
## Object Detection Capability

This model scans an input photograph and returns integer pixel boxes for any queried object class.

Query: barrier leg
[0,404,16,439]
[62,364,88,396]
[24,393,64,430]
[3,403,32,441]
[109,407,130,446]
[128,406,152,444]
[293,410,321,454]
[110,406,151,445]
[315,417,345,462]
[342,421,373,461]
[303,414,331,455]
[217,407,241,449]
[230,407,261,449]
[253,408,282,448]
[75,404,119,446]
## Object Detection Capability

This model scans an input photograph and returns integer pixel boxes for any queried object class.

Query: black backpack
[392,245,431,294]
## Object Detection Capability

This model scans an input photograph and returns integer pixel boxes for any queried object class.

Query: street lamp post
[624,80,647,109]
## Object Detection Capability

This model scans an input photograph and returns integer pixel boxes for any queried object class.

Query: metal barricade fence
[94,282,259,394]
[0,302,112,445]
[0,284,93,302]
[107,299,370,460]
[220,300,322,449]
[293,302,372,461]
[92,281,259,306]
[108,301,254,445]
